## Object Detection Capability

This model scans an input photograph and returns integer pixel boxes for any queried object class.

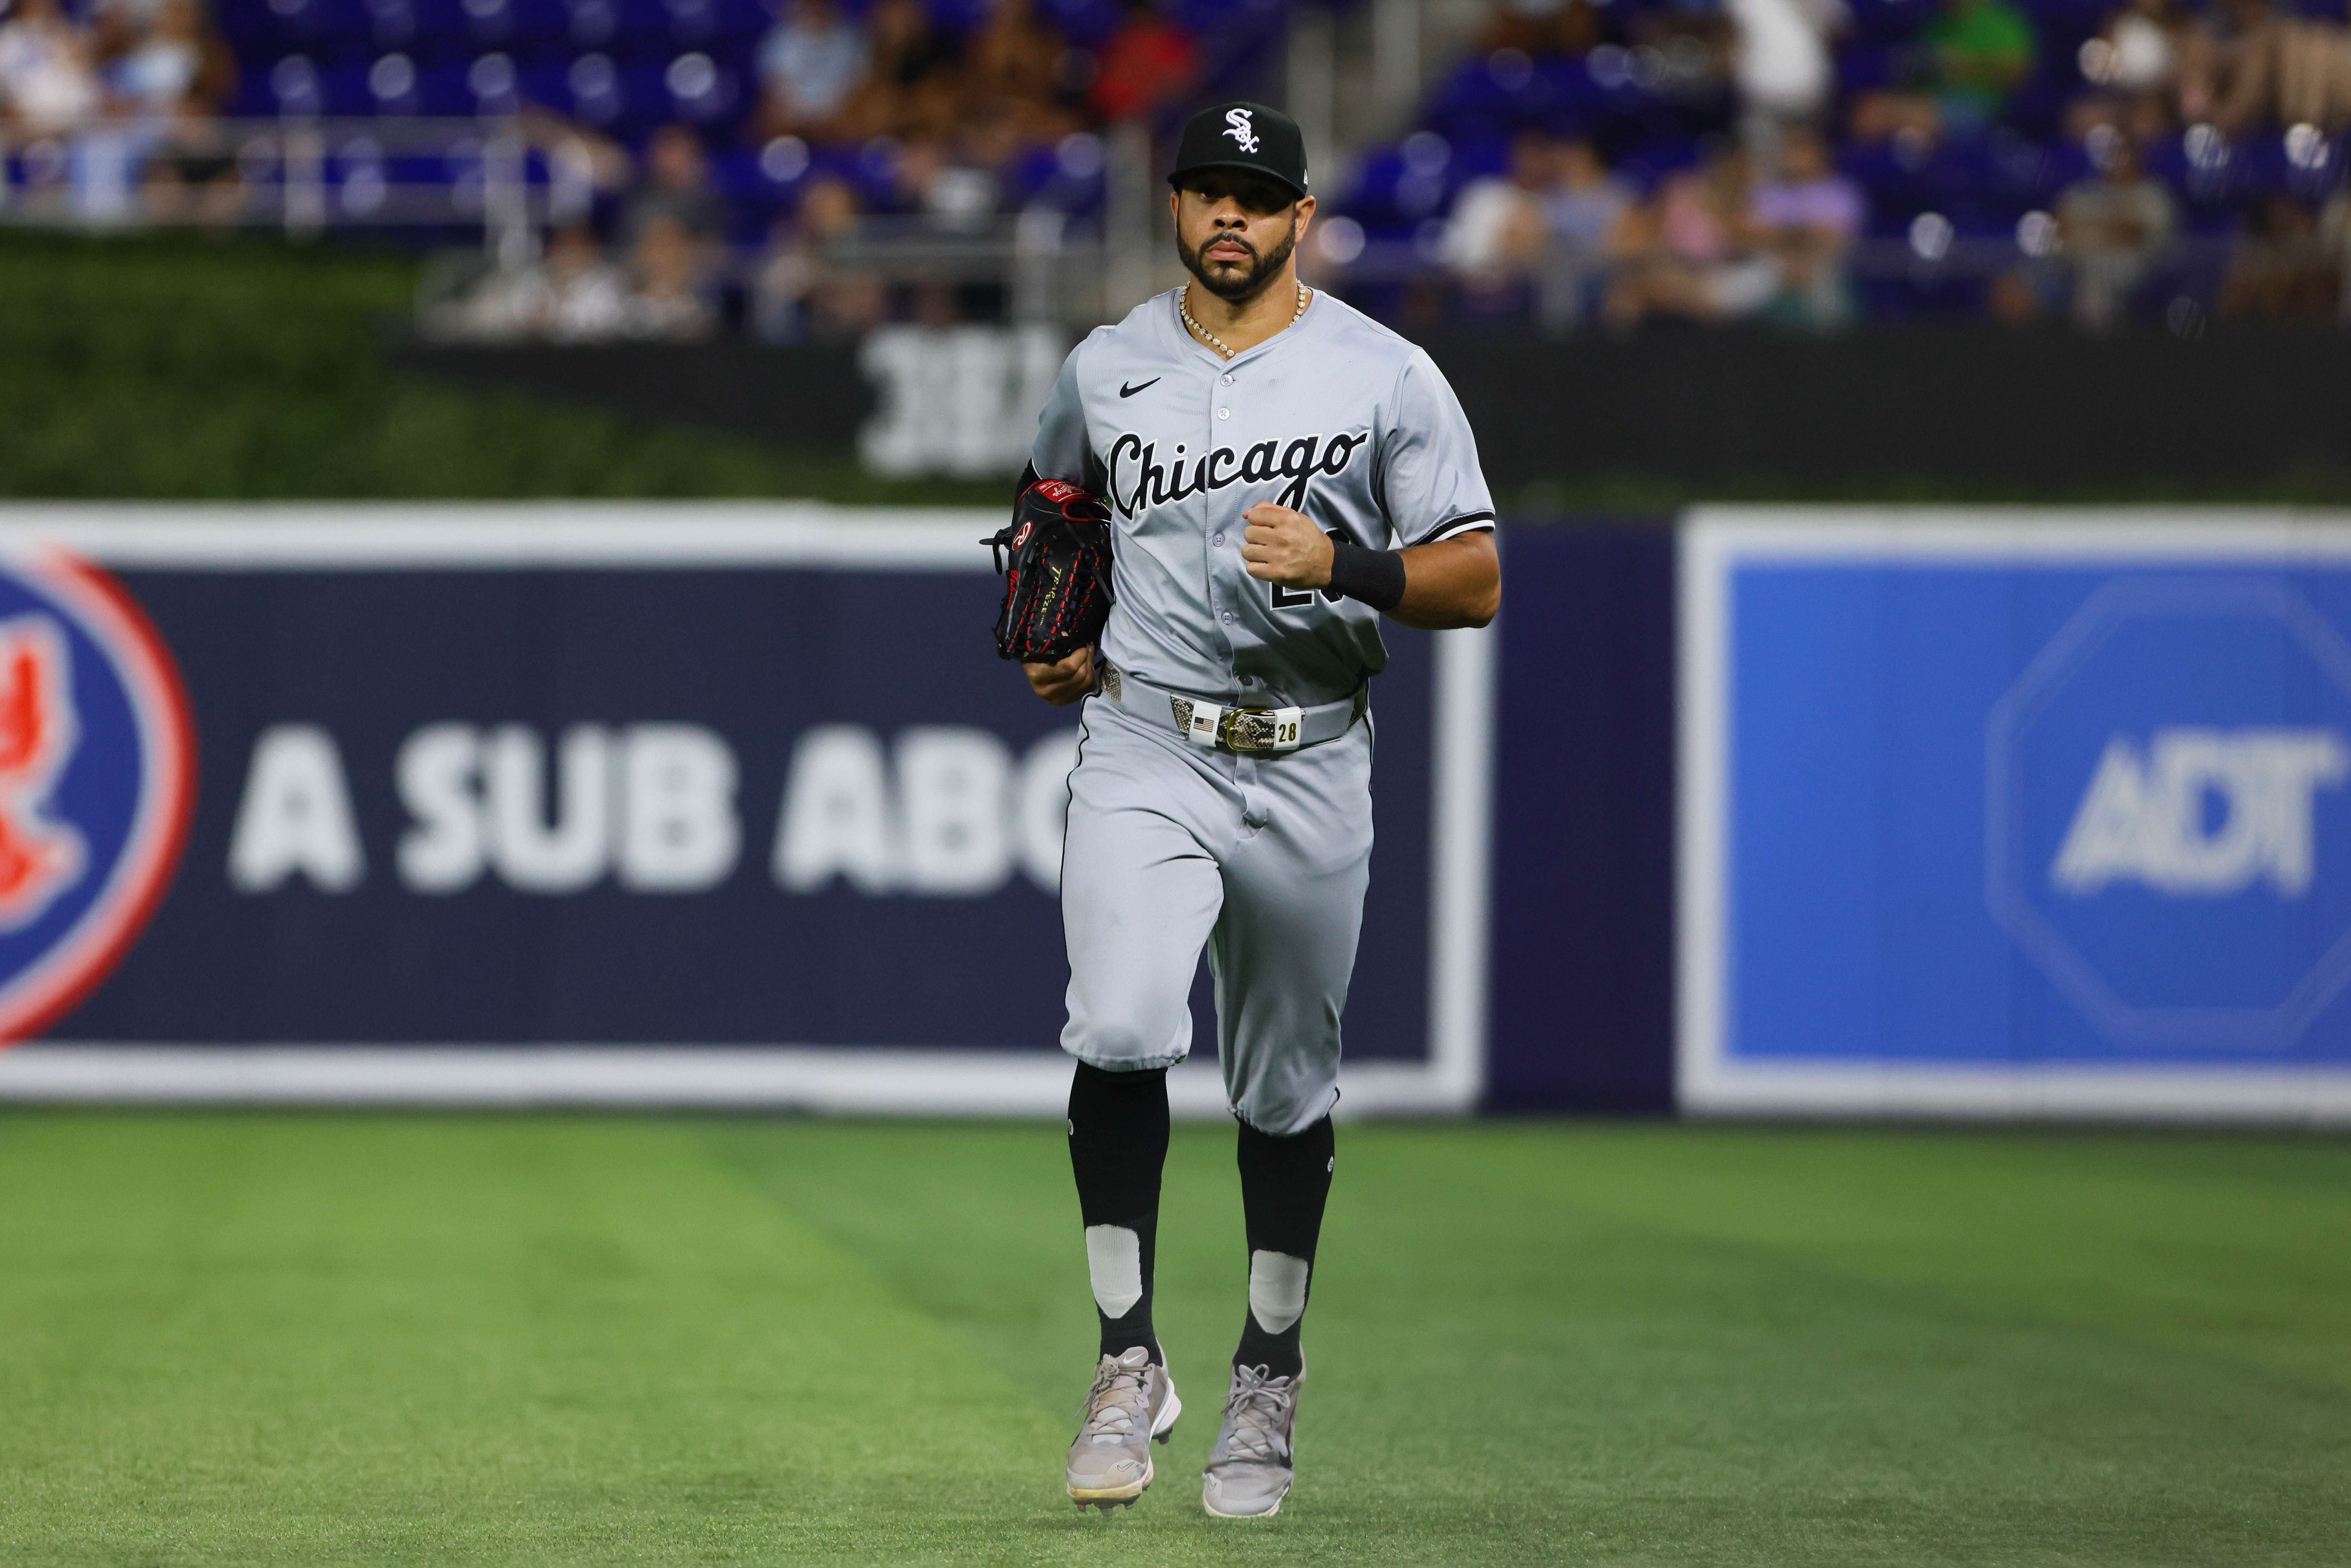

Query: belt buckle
[1219,707,1277,752]
[1221,706,1308,753]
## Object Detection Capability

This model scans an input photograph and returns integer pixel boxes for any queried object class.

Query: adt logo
[2052,728,2347,897]
[1988,579,2351,1049]
[0,552,192,1043]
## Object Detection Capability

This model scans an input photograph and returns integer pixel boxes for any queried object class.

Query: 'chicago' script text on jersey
[1106,429,1370,519]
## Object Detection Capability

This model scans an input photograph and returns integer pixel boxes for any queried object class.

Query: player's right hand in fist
[1024,645,1095,706]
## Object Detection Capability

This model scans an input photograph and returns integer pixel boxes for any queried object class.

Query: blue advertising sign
[1681,511,2351,1120]
[0,509,1492,1114]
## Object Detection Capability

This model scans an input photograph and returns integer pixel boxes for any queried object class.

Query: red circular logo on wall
[0,550,194,1043]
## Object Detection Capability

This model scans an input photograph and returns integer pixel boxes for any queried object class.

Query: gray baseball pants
[1058,693,1374,1135]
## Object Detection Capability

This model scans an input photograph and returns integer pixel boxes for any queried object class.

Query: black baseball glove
[983,476,1114,663]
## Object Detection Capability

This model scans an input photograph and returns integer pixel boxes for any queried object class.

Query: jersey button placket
[1206,381,1238,677]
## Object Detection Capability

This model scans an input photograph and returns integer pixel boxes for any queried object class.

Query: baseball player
[1020,100,1501,1519]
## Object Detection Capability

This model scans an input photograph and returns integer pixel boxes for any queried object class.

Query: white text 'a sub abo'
[223,722,1080,898]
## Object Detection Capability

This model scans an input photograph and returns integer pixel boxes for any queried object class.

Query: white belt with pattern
[1097,660,1367,754]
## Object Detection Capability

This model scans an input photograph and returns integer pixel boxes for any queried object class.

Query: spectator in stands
[1728,0,1846,151]
[897,133,1003,231]
[826,0,964,142]
[518,224,631,342]
[140,127,241,222]
[796,177,886,338]
[112,0,242,225]
[1606,148,1782,326]
[2178,0,2269,125]
[1548,138,1631,265]
[1090,0,1197,122]
[0,0,102,135]
[1536,138,1632,329]
[1927,0,2040,130]
[2324,184,2351,315]
[966,0,1080,140]
[2057,134,2176,329]
[106,0,232,120]
[1477,0,1603,59]
[1747,125,1861,326]
[755,0,869,142]
[1986,265,2053,322]
[1851,0,2038,142]
[2220,194,2340,315]
[754,175,886,342]
[624,215,717,341]
[623,125,727,253]
[1442,128,1559,293]
[2067,9,2182,153]
[2079,0,2181,98]
[2200,0,2351,135]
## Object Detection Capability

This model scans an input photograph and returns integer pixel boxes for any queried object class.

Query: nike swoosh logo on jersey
[1119,378,1160,398]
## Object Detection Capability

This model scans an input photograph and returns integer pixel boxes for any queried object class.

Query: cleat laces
[1215,1365,1295,1464]
[1077,1357,1151,1442]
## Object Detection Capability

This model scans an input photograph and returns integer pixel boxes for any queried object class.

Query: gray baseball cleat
[1066,1346,1182,1512]
[1200,1360,1302,1518]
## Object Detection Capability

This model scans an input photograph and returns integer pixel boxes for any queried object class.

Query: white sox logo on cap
[1222,108,1259,153]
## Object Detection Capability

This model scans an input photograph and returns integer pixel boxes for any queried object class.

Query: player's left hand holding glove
[1023,645,1096,706]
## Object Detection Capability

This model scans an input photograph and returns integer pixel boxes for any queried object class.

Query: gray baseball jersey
[1031,288,1494,709]
[1036,287,1494,1134]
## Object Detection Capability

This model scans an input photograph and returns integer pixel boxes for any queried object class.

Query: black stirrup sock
[1067,1062,1171,1364]
[1233,1113,1335,1378]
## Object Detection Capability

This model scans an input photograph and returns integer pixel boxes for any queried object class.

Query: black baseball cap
[1166,101,1310,201]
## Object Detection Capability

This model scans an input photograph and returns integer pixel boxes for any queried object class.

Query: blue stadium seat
[242,0,353,50]
[435,0,569,53]
[317,56,393,113]
[2143,125,2264,228]
[521,50,636,126]
[612,52,748,135]
[645,0,765,47]
[264,51,329,113]
[1843,0,1930,48]
[1608,136,1702,195]
[357,0,424,53]
[1034,0,1122,49]
[1835,42,1899,96]
[216,0,289,52]
[1015,133,1109,219]
[398,51,533,113]
[560,0,650,53]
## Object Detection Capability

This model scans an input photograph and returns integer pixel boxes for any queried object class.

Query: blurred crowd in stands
[5,0,2350,332]
[1391,0,2351,329]
[0,0,245,219]
[1364,0,2351,330]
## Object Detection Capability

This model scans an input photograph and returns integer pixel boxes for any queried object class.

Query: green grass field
[1,1114,2345,1565]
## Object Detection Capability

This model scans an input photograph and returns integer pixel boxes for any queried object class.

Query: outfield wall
[0,507,1488,1116]
[0,505,2345,1123]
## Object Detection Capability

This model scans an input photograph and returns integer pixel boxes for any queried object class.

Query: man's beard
[1178,223,1298,304]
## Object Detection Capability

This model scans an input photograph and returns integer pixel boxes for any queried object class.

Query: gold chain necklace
[1180,282,1310,360]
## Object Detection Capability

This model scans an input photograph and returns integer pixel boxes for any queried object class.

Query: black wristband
[1325,541,1407,613]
